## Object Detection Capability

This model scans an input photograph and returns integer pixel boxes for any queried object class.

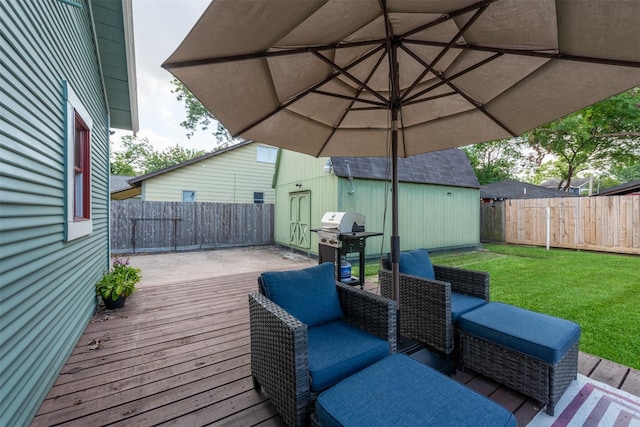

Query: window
[254,192,264,204]
[256,145,277,163]
[64,82,93,241]
[182,190,196,202]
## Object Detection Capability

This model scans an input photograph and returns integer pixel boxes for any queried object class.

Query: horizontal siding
[0,1,113,426]
[273,151,338,251]
[273,151,479,256]
[142,143,276,203]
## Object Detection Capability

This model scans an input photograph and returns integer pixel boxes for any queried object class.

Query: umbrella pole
[391,108,400,308]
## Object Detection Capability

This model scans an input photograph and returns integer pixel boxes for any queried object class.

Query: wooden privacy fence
[110,200,274,253]
[503,196,639,255]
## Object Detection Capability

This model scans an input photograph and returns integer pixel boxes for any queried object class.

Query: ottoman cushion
[459,302,581,364]
[315,354,516,427]
[308,321,389,392]
[451,292,487,323]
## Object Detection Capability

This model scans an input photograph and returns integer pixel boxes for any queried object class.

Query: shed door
[289,191,311,249]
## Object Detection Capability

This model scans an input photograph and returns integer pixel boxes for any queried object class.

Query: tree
[110,135,205,175]
[463,139,522,184]
[171,78,233,148]
[110,135,154,175]
[524,87,640,191]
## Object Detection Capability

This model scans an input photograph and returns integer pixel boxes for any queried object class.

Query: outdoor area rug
[527,374,640,427]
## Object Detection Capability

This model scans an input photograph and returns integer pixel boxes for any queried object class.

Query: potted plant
[95,257,142,309]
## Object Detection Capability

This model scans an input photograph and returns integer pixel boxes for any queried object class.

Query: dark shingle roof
[110,175,136,193]
[330,149,479,189]
[597,179,640,196]
[480,179,577,200]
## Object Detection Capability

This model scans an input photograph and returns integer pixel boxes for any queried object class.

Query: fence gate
[480,202,505,242]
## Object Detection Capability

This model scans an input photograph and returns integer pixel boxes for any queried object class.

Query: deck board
[32,271,638,426]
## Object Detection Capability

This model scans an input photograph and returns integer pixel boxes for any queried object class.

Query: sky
[111,0,214,152]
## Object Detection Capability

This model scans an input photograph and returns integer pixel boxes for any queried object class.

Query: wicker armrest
[379,268,454,354]
[336,282,397,354]
[248,292,309,427]
[434,265,490,300]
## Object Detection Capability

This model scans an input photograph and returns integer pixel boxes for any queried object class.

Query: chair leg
[252,375,262,392]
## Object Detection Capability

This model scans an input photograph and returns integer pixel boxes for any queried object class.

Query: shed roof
[597,179,640,196]
[330,149,479,189]
[480,179,577,200]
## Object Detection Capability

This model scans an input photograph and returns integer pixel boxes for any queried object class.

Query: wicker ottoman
[459,302,581,416]
[313,354,516,427]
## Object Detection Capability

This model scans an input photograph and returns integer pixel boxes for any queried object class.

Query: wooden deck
[32,272,640,426]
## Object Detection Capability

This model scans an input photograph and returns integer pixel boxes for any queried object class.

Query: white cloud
[112,0,213,152]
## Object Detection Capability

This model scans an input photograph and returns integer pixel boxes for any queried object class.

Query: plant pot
[103,295,126,309]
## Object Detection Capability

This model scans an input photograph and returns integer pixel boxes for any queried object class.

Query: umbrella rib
[162,39,384,70]
[404,40,640,69]
[234,44,388,138]
[311,51,390,105]
[399,3,492,103]
[446,81,518,137]
[311,90,386,107]
[403,52,503,104]
[315,44,391,157]
[400,0,497,40]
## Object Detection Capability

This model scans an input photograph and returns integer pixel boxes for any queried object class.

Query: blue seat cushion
[451,292,487,323]
[260,263,343,327]
[308,321,389,392]
[398,248,435,280]
[316,353,516,427]
[459,302,581,364]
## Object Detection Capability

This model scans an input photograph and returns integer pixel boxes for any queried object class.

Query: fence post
[546,206,550,251]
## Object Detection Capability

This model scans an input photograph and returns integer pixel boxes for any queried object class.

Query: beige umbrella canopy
[164,0,640,302]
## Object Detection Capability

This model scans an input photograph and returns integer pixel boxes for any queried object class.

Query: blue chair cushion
[316,353,516,427]
[308,321,389,392]
[451,292,487,323]
[459,302,581,364]
[260,263,343,327]
[398,249,435,280]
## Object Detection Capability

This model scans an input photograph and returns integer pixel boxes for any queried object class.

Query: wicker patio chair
[379,250,489,355]
[249,263,397,427]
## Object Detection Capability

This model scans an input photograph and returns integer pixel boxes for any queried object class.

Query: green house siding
[274,151,479,257]
[141,143,276,203]
[1,1,116,425]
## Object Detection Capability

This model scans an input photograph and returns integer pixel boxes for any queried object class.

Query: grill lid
[320,212,365,233]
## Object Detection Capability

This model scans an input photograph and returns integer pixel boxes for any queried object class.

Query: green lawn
[363,244,640,370]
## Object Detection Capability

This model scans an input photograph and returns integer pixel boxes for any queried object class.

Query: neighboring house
[481,179,578,203]
[110,175,141,199]
[540,177,591,195]
[0,1,137,426]
[597,179,640,196]
[273,149,481,257]
[126,140,277,203]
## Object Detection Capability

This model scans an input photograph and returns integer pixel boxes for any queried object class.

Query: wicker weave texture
[460,331,579,416]
[250,279,397,426]
[379,260,489,355]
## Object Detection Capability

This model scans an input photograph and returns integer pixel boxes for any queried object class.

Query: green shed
[273,149,480,257]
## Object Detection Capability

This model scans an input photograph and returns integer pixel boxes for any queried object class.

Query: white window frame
[64,82,93,241]
[256,145,277,163]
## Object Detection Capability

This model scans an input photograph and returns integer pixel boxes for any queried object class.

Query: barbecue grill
[316,212,382,288]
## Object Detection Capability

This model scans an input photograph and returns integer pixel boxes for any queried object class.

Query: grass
[360,244,640,370]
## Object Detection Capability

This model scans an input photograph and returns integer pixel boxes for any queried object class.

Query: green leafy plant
[95,257,142,301]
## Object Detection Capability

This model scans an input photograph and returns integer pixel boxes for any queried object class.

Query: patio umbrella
[163,0,640,304]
